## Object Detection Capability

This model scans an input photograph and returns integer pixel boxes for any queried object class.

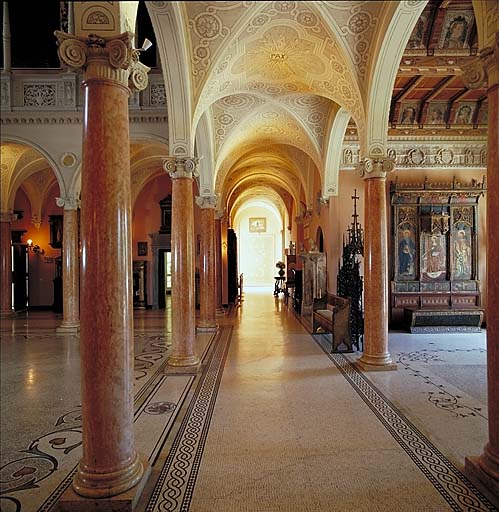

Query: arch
[1,135,67,203]
[316,226,324,253]
[364,1,427,157]
[323,107,351,197]
[472,0,499,49]
[147,2,194,156]
[195,109,216,196]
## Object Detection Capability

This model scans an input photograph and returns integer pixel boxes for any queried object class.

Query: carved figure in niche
[421,233,446,280]
[309,239,318,252]
[453,229,472,279]
[344,148,353,165]
[442,16,468,49]
[400,106,416,124]
[398,228,416,278]
[455,104,473,124]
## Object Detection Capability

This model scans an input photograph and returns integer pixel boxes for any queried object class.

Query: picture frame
[249,217,267,233]
[138,241,148,256]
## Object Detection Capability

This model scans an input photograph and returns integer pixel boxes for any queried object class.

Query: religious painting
[421,233,447,281]
[397,224,417,280]
[451,226,472,280]
[407,13,429,50]
[249,217,267,233]
[439,11,475,50]
[454,103,474,124]
[426,102,447,125]
[399,103,418,125]
[137,241,148,256]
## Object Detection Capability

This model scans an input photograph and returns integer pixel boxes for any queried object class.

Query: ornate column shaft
[215,213,224,315]
[0,212,14,317]
[164,157,200,368]
[357,158,396,370]
[56,197,80,333]
[464,34,499,501]
[55,30,149,500]
[2,2,11,73]
[196,195,218,331]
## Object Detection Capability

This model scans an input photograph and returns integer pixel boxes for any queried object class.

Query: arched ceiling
[1,142,56,212]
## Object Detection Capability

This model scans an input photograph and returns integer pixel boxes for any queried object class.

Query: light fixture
[138,38,153,52]
[26,239,44,255]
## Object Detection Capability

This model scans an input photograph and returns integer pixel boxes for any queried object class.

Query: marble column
[56,198,80,333]
[196,195,217,331]
[465,34,499,501]
[164,157,200,368]
[357,158,396,371]
[2,1,11,73]
[0,212,14,317]
[55,31,150,500]
[215,214,224,315]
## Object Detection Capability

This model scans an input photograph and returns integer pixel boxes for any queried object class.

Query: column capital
[195,195,217,209]
[463,33,499,89]
[358,157,395,179]
[56,196,80,210]
[164,157,199,179]
[215,209,228,222]
[54,31,150,91]
[0,211,15,223]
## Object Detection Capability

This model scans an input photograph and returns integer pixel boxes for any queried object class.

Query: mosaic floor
[0,292,496,511]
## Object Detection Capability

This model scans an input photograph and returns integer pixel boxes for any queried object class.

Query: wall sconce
[27,239,45,255]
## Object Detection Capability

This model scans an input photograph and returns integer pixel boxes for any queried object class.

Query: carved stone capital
[358,157,395,179]
[56,196,80,210]
[195,195,218,209]
[54,31,150,91]
[31,215,42,229]
[215,209,228,222]
[464,33,499,89]
[164,157,199,180]
[0,211,16,223]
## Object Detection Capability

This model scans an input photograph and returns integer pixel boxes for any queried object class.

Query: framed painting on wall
[138,241,148,256]
[249,217,267,233]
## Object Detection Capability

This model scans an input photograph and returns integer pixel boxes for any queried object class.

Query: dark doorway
[12,244,28,311]
[158,249,172,309]
[316,226,324,253]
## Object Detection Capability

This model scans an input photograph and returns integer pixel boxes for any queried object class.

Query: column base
[465,456,499,508]
[165,361,203,375]
[166,354,200,372]
[56,321,80,334]
[196,324,218,333]
[356,354,397,371]
[0,309,15,318]
[59,457,150,511]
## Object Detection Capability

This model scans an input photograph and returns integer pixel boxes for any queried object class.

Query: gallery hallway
[0,289,496,511]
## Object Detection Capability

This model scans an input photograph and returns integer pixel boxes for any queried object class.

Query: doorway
[12,243,28,311]
[158,249,172,309]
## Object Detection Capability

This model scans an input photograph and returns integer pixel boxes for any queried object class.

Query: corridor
[0,290,495,511]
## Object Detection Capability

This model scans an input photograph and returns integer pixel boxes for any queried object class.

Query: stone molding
[0,112,167,125]
[164,157,199,180]
[195,195,217,209]
[358,157,395,179]
[56,196,80,210]
[54,31,150,92]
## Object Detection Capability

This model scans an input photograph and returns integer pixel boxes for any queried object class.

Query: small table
[274,276,285,296]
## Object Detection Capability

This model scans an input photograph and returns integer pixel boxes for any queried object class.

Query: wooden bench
[404,306,484,333]
[313,294,352,352]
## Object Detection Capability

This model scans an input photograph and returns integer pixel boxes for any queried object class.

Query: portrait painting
[421,233,447,281]
[407,13,429,50]
[249,217,267,233]
[399,103,418,125]
[426,103,447,125]
[397,224,417,280]
[451,225,472,280]
[137,241,148,256]
[454,103,474,124]
[439,11,474,50]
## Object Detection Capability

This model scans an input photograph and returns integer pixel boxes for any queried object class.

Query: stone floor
[0,288,496,511]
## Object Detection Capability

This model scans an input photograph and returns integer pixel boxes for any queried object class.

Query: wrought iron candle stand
[337,190,364,351]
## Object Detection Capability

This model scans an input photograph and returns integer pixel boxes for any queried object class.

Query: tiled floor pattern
[1,295,497,511]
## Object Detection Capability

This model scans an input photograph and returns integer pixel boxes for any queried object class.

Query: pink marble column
[357,158,396,370]
[164,158,200,368]
[215,215,224,315]
[55,31,150,499]
[465,35,499,500]
[0,213,13,317]
[56,199,80,333]
[196,196,217,331]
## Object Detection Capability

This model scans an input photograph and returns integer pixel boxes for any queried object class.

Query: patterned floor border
[314,334,496,512]
[146,326,233,512]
